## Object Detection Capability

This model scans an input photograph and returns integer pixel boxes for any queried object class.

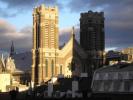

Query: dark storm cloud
[68,0,133,12]
[0,19,32,52]
[68,0,133,49]
[1,0,133,51]
[0,0,59,9]
[0,18,80,52]
[59,26,80,46]
[0,0,63,17]
[59,27,71,45]
[0,19,16,34]
[105,2,133,49]
[0,0,35,9]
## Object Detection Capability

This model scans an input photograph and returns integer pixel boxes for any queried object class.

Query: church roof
[60,34,87,59]
[73,38,88,59]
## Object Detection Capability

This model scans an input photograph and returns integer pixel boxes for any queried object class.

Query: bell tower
[31,4,59,84]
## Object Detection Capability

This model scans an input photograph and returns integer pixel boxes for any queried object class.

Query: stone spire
[10,41,15,57]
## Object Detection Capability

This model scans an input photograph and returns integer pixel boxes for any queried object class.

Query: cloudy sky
[0,0,133,53]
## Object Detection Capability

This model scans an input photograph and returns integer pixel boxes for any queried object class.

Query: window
[45,59,48,77]
[51,60,54,77]
[60,65,62,74]
[67,63,71,71]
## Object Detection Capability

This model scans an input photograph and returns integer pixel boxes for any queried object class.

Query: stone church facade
[31,5,88,84]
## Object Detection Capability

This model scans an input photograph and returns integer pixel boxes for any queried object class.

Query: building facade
[121,47,133,62]
[80,11,105,70]
[31,4,59,84]
[0,54,28,92]
[91,63,133,93]
[0,73,11,92]
[31,5,88,84]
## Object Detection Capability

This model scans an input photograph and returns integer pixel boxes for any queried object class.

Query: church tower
[31,4,59,84]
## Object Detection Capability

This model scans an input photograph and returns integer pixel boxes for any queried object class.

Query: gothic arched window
[60,65,62,74]
[45,59,48,77]
[51,60,54,77]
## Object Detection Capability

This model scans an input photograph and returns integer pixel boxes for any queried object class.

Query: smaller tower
[32,4,59,84]
[10,41,15,57]
[80,11,105,70]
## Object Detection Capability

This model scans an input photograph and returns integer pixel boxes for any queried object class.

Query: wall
[0,73,11,92]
